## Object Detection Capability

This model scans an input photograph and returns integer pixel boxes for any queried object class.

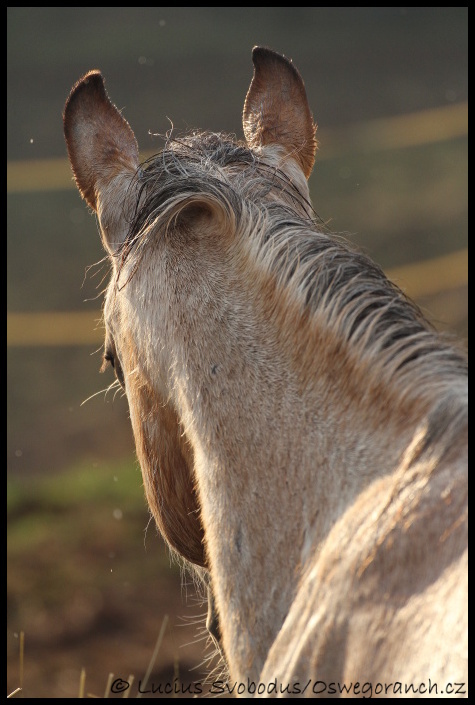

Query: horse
[64,47,468,697]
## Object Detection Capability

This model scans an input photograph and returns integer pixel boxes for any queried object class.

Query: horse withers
[64,47,468,697]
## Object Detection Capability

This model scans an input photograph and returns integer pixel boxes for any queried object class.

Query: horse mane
[118,130,467,445]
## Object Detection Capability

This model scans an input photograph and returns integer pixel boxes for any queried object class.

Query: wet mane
[120,131,467,406]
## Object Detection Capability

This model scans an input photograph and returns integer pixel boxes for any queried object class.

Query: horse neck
[170,285,440,680]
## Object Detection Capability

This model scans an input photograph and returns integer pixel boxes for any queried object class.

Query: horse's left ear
[64,71,139,252]
[243,47,317,180]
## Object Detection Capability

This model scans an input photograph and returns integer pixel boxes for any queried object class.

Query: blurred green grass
[8,457,169,630]
[7,458,208,698]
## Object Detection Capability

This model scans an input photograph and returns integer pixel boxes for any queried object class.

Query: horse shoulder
[260,436,468,695]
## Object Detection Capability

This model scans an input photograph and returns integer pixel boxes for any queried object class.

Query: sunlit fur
[64,48,468,696]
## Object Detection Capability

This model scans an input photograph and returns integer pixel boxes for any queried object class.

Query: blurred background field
[7,7,467,698]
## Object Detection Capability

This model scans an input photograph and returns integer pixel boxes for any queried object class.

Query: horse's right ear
[64,71,139,250]
[243,47,317,180]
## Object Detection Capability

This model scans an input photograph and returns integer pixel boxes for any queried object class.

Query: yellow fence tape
[7,102,468,194]
[7,249,467,347]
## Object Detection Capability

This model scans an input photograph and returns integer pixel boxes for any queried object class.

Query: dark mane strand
[117,130,467,390]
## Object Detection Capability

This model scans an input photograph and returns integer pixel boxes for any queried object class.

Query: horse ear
[243,47,317,180]
[63,71,139,248]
